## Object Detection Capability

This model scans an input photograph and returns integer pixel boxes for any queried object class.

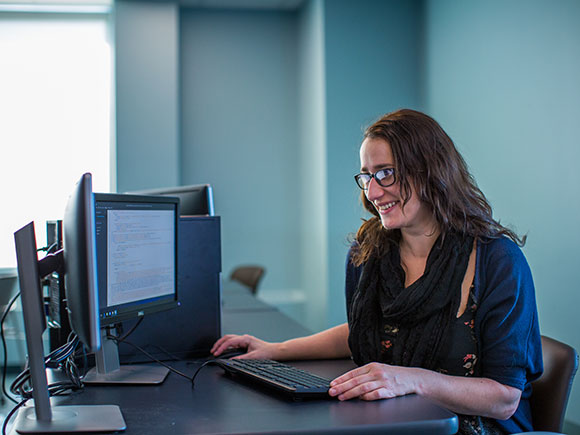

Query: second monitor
[127,184,214,217]
[84,193,180,384]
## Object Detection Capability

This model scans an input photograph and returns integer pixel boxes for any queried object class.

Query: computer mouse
[215,348,246,359]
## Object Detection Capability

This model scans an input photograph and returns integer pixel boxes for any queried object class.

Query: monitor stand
[13,223,126,433]
[83,329,169,384]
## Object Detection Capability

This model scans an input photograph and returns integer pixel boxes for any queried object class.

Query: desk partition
[118,216,222,363]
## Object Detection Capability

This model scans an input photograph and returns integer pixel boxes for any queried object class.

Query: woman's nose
[365,177,382,202]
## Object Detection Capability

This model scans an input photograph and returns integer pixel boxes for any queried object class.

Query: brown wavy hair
[352,108,524,266]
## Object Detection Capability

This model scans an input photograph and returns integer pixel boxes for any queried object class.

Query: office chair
[229,265,265,295]
[513,335,578,435]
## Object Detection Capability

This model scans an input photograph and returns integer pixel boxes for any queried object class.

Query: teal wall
[323,0,424,326]
[114,0,423,332]
[179,8,302,295]
[424,0,580,425]
[114,0,580,425]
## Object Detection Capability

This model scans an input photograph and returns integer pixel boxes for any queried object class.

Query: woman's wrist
[270,341,287,360]
[407,366,430,396]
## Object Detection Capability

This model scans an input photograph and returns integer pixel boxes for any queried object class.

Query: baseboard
[564,420,580,435]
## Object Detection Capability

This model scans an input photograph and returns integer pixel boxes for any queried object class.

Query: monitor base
[83,364,169,384]
[14,404,126,433]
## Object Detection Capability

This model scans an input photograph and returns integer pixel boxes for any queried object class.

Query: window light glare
[0,14,111,267]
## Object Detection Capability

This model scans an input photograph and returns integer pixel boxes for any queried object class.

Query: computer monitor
[82,192,179,384]
[13,173,126,433]
[127,184,214,216]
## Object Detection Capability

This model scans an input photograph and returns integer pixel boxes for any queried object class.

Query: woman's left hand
[328,362,420,401]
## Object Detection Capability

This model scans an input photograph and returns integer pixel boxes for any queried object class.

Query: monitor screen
[93,193,180,326]
[127,184,214,216]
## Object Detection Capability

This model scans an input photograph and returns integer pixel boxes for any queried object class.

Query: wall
[113,0,424,330]
[297,0,328,331]
[424,0,580,426]
[322,0,424,326]
[114,1,180,193]
[179,8,302,298]
[113,0,580,426]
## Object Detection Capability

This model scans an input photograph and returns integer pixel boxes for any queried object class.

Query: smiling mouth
[376,201,397,213]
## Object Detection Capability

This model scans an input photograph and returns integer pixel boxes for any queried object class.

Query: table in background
[221,279,277,313]
[221,280,313,341]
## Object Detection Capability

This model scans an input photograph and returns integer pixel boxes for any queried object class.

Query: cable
[9,336,81,400]
[2,397,28,435]
[105,318,195,383]
[3,380,81,434]
[47,336,79,365]
[113,317,144,343]
[37,242,58,253]
[1,291,21,404]
[108,336,194,384]
[190,360,216,387]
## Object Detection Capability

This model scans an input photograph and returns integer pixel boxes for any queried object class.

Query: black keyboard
[214,359,332,399]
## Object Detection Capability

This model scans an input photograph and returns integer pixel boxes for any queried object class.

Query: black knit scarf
[348,231,474,370]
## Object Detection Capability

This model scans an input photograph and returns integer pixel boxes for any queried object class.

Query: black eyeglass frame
[354,168,396,190]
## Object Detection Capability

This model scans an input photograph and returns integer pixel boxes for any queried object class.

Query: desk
[9,282,458,434]
[49,359,458,434]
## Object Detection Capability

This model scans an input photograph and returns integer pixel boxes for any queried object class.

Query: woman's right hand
[210,334,278,360]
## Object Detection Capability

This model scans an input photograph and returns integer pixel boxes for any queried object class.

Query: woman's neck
[399,226,441,260]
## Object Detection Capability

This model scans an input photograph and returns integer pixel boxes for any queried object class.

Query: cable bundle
[9,334,83,401]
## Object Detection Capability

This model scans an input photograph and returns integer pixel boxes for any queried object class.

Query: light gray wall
[179,8,301,293]
[297,0,328,331]
[114,1,180,193]
[424,0,580,425]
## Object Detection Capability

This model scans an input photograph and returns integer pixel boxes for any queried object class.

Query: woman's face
[359,137,435,236]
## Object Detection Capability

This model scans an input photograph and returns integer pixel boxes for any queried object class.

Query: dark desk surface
[10,281,458,434]
[52,358,457,435]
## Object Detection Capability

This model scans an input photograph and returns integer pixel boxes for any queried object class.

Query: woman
[212,109,543,434]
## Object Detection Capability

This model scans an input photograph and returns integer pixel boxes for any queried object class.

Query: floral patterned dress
[437,285,507,435]
[381,285,507,435]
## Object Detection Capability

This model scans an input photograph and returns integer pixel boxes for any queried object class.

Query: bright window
[0,11,112,267]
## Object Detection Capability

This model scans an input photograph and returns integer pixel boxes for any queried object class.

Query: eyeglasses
[354,168,396,190]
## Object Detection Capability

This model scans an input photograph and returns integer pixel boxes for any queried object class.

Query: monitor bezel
[127,184,214,216]
[63,172,100,351]
[93,192,180,327]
